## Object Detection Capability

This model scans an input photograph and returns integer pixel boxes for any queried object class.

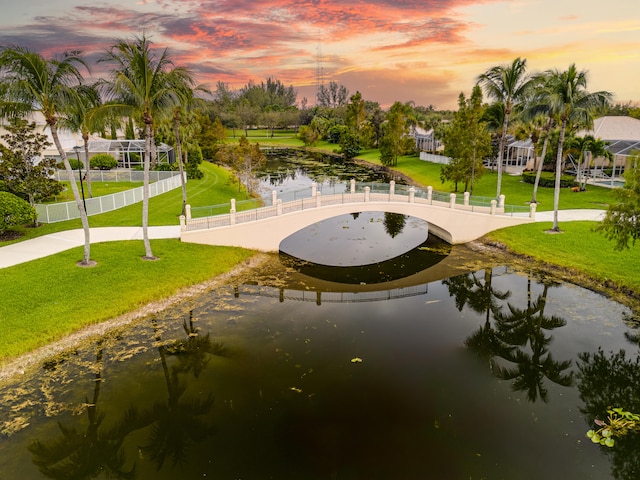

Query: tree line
[2,37,639,261]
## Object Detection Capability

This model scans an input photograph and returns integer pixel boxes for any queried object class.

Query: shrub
[522,171,577,188]
[57,159,84,170]
[90,154,118,170]
[186,159,204,179]
[186,146,204,179]
[127,152,141,165]
[155,163,176,172]
[0,192,36,232]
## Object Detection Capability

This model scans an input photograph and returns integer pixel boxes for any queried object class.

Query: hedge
[522,171,577,188]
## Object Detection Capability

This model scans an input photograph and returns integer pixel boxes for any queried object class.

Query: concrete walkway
[0,209,606,270]
[532,209,606,222]
[0,226,180,269]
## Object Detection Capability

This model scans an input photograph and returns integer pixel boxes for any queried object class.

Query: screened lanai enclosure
[67,139,175,168]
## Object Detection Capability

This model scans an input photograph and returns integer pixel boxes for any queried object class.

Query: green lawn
[45,181,143,203]
[486,221,640,294]
[0,161,244,246]
[1,142,638,363]
[0,240,254,361]
[360,153,617,212]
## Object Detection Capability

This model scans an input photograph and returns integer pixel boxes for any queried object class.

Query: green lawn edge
[0,240,255,362]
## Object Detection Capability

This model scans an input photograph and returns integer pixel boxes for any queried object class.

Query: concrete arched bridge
[180,181,536,251]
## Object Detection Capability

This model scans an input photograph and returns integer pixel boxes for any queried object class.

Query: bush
[57,159,84,170]
[186,159,204,179]
[0,192,37,232]
[155,163,176,172]
[90,154,118,170]
[522,171,577,188]
[127,152,141,165]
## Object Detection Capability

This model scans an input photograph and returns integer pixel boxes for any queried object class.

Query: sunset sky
[0,0,638,110]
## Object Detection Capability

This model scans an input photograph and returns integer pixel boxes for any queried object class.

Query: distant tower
[316,43,325,103]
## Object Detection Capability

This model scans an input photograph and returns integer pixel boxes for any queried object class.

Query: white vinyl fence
[49,169,178,183]
[36,171,184,223]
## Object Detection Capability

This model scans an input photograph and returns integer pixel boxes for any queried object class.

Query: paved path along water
[0,210,605,269]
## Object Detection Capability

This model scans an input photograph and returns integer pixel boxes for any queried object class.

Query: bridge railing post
[316,191,322,207]
[311,182,317,197]
[490,199,497,215]
[529,202,537,219]
[389,180,395,199]
[350,179,356,194]
[463,192,470,206]
[449,193,456,209]
[179,214,186,230]
[409,187,415,203]
[365,186,370,202]
[230,199,236,225]
[272,190,278,206]
[185,204,192,221]
[427,186,433,203]
[498,194,505,208]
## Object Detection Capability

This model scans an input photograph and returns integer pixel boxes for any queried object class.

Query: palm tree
[538,64,612,231]
[166,71,206,215]
[477,57,532,198]
[99,34,180,259]
[59,84,102,198]
[0,46,93,265]
[571,135,612,189]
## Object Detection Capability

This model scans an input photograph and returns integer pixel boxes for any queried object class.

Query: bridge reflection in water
[233,242,489,306]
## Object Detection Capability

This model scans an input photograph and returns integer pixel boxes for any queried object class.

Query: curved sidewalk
[0,226,180,269]
[532,209,605,223]
[0,209,606,270]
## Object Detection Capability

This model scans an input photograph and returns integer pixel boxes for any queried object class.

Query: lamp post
[73,145,87,212]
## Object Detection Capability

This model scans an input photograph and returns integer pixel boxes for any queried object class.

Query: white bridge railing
[181,180,535,232]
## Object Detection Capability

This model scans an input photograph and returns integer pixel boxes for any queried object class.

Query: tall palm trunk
[50,122,92,265]
[552,119,568,231]
[82,130,93,198]
[142,115,155,259]
[531,118,553,204]
[173,109,187,215]
[496,108,510,198]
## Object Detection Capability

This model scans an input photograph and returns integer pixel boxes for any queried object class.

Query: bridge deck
[180,183,535,250]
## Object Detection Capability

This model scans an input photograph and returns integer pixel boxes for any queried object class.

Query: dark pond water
[256,149,395,198]
[1,149,639,479]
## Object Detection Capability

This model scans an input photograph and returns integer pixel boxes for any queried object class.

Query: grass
[486,221,640,294]
[45,181,143,203]
[1,140,637,363]
[0,240,254,361]
[0,161,244,246]
[360,153,617,212]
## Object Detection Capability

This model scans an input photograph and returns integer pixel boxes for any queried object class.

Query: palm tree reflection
[138,312,225,470]
[491,278,573,402]
[28,344,136,479]
[447,269,573,402]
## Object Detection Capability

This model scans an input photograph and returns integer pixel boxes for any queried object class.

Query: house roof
[581,116,640,141]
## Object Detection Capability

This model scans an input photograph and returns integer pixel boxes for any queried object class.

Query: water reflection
[28,343,135,479]
[0,259,638,478]
[578,349,640,480]
[280,234,450,285]
[257,149,392,190]
[280,212,431,266]
[447,271,575,403]
[138,317,216,471]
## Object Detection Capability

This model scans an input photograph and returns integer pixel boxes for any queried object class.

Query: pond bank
[0,253,271,384]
